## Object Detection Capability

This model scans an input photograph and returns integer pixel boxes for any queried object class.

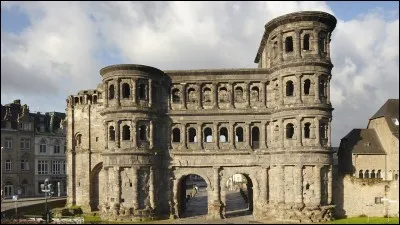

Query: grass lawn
[330,217,399,224]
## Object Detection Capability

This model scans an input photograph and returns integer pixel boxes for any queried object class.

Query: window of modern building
[54,140,61,154]
[5,137,12,149]
[40,139,47,153]
[38,160,48,175]
[21,159,29,171]
[52,161,61,175]
[62,161,66,174]
[5,159,12,172]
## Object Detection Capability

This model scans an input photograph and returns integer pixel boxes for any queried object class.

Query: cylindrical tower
[255,11,336,222]
[99,64,171,220]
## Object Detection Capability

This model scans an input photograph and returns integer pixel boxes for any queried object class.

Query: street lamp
[41,178,52,224]
[1,147,3,202]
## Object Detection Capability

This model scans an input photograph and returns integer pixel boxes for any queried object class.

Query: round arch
[90,162,103,211]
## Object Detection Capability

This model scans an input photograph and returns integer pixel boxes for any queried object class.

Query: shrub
[359,214,367,217]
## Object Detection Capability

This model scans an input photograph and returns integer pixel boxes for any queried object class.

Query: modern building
[336,99,399,217]
[67,11,337,223]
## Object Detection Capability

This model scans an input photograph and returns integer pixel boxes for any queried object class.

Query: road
[1,197,67,212]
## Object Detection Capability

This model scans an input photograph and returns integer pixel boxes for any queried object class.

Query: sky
[1,1,399,147]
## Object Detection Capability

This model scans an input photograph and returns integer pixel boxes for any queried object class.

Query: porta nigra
[66,11,337,223]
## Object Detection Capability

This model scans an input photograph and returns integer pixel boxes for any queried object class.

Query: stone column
[230,123,235,149]
[214,123,219,149]
[296,117,302,147]
[261,167,268,205]
[104,121,108,149]
[277,165,285,204]
[132,166,139,210]
[294,164,303,206]
[182,84,187,109]
[280,119,284,148]
[149,166,155,209]
[313,29,319,53]
[295,29,301,58]
[296,74,302,104]
[148,79,153,107]
[328,165,332,204]
[314,117,320,147]
[115,121,120,148]
[280,77,284,106]
[262,82,267,108]
[327,118,331,147]
[198,123,203,149]
[327,33,331,60]
[104,81,108,107]
[247,82,251,108]
[246,122,251,148]
[314,75,320,103]
[314,165,321,206]
[197,83,202,109]
[104,167,109,204]
[278,31,283,62]
[230,83,235,108]
[182,123,187,149]
[209,166,222,219]
[327,80,331,104]
[132,120,137,148]
[172,178,179,218]
[213,83,218,109]
[113,166,121,205]
[260,122,267,149]
[149,120,154,149]
[132,79,137,105]
[115,78,120,106]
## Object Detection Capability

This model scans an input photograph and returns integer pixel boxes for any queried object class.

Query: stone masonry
[66,11,337,223]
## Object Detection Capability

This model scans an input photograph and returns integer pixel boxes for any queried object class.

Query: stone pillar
[327,118,331,147]
[104,167,109,204]
[278,31,283,62]
[104,121,108,149]
[314,165,321,206]
[327,80,331,104]
[314,75,320,103]
[214,123,219,149]
[296,117,302,147]
[295,29,301,58]
[280,77,284,106]
[197,83,202,109]
[294,165,303,206]
[213,83,217,109]
[115,121,120,148]
[262,82,267,108]
[246,122,251,148]
[182,84,187,109]
[260,122,267,149]
[132,121,137,148]
[277,165,285,204]
[261,167,268,205]
[247,82,251,108]
[104,81,108,107]
[313,29,319,53]
[230,123,235,149]
[172,178,179,218]
[149,120,154,149]
[198,123,203,149]
[132,166,139,210]
[113,166,121,205]
[182,123,187,149]
[148,79,153,107]
[328,165,332,204]
[296,74,302,104]
[280,119,284,148]
[314,117,320,147]
[115,78,120,106]
[230,83,235,108]
[327,33,331,60]
[149,166,155,209]
[209,166,222,219]
[132,79,137,105]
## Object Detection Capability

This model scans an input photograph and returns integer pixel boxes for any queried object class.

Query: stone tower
[66,11,337,223]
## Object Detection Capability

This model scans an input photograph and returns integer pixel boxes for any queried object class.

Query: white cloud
[1,1,398,147]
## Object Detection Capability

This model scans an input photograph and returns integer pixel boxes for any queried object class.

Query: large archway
[90,163,103,211]
[224,173,253,218]
[177,174,208,218]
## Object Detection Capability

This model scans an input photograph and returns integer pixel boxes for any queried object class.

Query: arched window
[371,170,376,178]
[203,88,212,103]
[204,127,212,142]
[319,79,326,97]
[109,126,115,141]
[109,85,115,100]
[236,127,244,142]
[187,88,196,103]
[251,127,260,149]
[318,32,326,53]
[122,125,130,140]
[172,89,181,103]
[74,97,79,105]
[286,123,294,139]
[285,36,293,52]
[138,83,146,100]
[304,79,311,95]
[76,134,82,146]
[93,95,97,104]
[220,127,228,142]
[122,83,130,99]
[303,34,310,50]
[304,122,311,138]
[139,125,147,141]
[286,81,294,96]
[188,128,196,143]
[359,170,364,178]
[365,170,370,179]
[377,170,381,178]
[172,128,180,142]
[235,87,244,101]
[320,122,327,139]
[251,87,259,102]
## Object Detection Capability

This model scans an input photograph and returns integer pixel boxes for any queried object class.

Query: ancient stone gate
[66,11,337,223]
